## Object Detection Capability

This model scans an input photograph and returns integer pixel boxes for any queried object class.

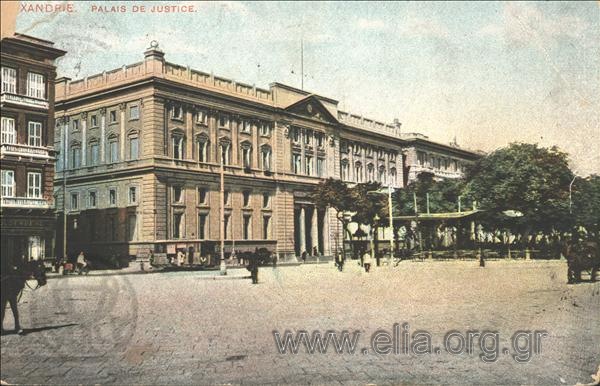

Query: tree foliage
[393,173,468,216]
[465,143,573,232]
[572,174,600,235]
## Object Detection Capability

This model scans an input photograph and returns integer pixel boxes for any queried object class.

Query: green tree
[465,143,574,238]
[311,178,355,258]
[572,174,600,237]
[351,182,387,265]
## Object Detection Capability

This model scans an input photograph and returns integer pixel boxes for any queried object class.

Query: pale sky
[16,1,600,175]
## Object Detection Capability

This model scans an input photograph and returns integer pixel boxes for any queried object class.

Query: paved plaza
[1,260,599,385]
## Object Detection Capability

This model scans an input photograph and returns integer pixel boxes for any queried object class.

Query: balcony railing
[0,92,49,109]
[1,143,52,159]
[1,196,53,209]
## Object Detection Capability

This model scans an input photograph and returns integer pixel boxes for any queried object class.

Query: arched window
[171,129,185,160]
[367,163,374,182]
[107,133,119,163]
[127,129,139,160]
[340,159,349,181]
[196,132,209,162]
[260,144,272,171]
[240,140,252,169]
[88,138,99,166]
[219,137,231,165]
[70,140,81,168]
[390,167,397,185]
[354,161,363,183]
[378,165,386,184]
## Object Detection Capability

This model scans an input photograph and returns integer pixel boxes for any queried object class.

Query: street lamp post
[569,175,577,214]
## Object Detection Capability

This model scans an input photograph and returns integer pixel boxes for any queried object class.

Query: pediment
[284,95,339,124]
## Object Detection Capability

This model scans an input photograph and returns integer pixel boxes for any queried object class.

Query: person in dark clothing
[335,253,344,272]
[247,257,259,284]
[301,251,307,263]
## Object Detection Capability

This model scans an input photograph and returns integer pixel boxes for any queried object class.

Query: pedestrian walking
[247,257,259,284]
[301,251,307,264]
[363,250,373,273]
[335,253,344,272]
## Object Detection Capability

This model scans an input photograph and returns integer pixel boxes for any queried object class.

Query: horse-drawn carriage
[564,239,599,283]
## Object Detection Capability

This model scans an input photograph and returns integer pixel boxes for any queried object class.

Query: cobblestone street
[1,260,599,385]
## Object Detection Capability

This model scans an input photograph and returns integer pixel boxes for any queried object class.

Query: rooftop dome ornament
[149,40,159,49]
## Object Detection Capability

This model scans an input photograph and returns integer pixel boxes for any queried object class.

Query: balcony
[1,143,52,160]
[1,196,54,209]
[1,92,49,110]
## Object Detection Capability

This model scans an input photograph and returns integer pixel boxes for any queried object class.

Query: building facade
[0,34,65,265]
[53,44,478,263]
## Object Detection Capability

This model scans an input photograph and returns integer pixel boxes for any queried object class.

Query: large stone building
[0,33,65,264]
[53,43,478,263]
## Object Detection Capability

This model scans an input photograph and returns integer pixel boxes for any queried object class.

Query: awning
[393,209,482,222]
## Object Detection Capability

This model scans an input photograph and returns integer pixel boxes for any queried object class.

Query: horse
[562,239,599,284]
[1,259,47,334]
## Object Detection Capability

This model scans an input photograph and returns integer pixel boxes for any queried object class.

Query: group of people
[334,250,374,273]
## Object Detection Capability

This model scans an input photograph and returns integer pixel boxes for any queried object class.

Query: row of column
[297,205,326,256]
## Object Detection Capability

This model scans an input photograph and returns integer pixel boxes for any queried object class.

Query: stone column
[81,112,87,166]
[119,103,126,161]
[299,206,306,255]
[100,108,106,162]
[311,206,319,255]
[323,208,330,256]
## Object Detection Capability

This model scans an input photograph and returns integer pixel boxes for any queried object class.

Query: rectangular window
[417,151,426,166]
[28,121,42,147]
[90,143,99,165]
[292,154,301,174]
[109,110,117,123]
[262,193,270,208]
[317,158,325,177]
[261,148,271,171]
[263,215,271,240]
[304,130,312,145]
[72,119,79,132]
[341,162,349,181]
[196,110,208,125]
[1,67,16,94]
[173,186,184,203]
[315,132,324,147]
[340,140,348,153]
[128,214,137,241]
[129,137,139,160]
[198,213,207,239]
[241,119,251,133]
[88,191,97,208]
[171,106,183,120]
[129,105,139,120]
[198,187,207,205]
[198,140,208,162]
[173,213,183,239]
[305,155,313,176]
[224,213,230,239]
[243,214,251,240]
[90,114,98,127]
[27,172,42,198]
[1,170,15,197]
[260,122,271,136]
[109,188,117,206]
[243,190,251,207]
[70,192,79,210]
[27,72,45,99]
[28,235,44,260]
[219,114,229,128]
[292,128,300,143]
[1,117,16,144]
[128,186,137,204]
[224,190,230,205]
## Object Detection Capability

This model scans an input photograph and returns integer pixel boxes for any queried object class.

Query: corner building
[54,44,478,263]
[1,34,65,264]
